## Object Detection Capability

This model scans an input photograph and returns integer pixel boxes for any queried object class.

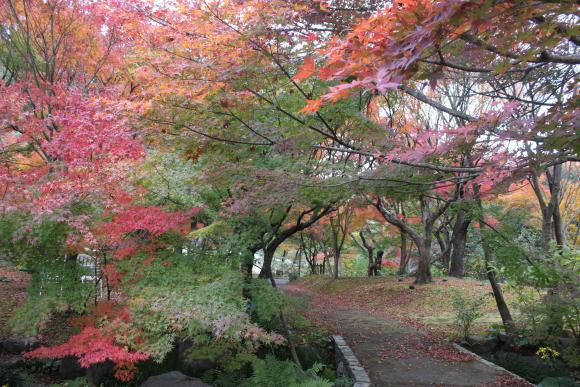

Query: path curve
[283,282,530,387]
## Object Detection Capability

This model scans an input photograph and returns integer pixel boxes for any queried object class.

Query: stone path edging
[452,343,533,386]
[332,335,371,387]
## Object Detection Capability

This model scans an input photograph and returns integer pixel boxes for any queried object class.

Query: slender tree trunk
[266,274,302,367]
[415,196,433,284]
[242,251,254,281]
[367,249,374,276]
[548,165,565,247]
[332,230,340,279]
[398,231,408,275]
[435,229,450,268]
[553,207,565,247]
[482,236,516,335]
[530,167,562,251]
[476,194,516,335]
[540,212,554,250]
[297,250,301,278]
[449,210,470,277]
[259,247,275,279]
[374,250,383,276]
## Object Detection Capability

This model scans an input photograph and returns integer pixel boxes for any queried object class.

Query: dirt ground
[284,277,532,386]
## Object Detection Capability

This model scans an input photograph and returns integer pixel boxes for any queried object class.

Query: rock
[468,336,499,353]
[0,355,26,369]
[59,356,85,379]
[87,361,115,385]
[0,338,39,354]
[558,337,576,350]
[498,333,511,344]
[184,358,214,374]
[336,359,346,377]
[175,340,215,374]
[140,371,209,387]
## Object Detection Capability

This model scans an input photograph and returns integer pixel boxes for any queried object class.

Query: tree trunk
[265,274,302,367]
[449,210,470,277]
[242,250,254,281]
[476,195,516,335]
[333,253,339,279]
[530,167,563,251]
[259,247,275,279]
[415,239,432,284]
[482,235,516,335]
[415,196,433,284]
[367,248,375,276]
[553,207,565,247]
[398,231,408,275]
[297,250,301,278]
[374,250,384,276]
[548,165,565,247]
[540,212,553,250]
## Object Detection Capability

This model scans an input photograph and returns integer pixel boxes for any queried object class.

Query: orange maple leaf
[300,99,323,114]
[293,57,316,80]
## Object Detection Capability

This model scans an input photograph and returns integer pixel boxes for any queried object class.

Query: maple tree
[0,0,144,243]
[0,0,578,383]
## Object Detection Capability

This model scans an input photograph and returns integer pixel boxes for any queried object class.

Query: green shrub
[249,355,332,387]
[343,256,368,277]
[452,293,485,340]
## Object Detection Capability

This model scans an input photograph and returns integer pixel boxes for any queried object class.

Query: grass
[292,274,524,337]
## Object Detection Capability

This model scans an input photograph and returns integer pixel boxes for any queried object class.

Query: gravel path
[283,282,529,387]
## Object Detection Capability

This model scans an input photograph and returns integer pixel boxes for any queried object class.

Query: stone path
[284,284,530,387]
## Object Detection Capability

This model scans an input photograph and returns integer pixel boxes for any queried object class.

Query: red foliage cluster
[382,260,399,268]
[105,206,198,244]
[25,327,148,381]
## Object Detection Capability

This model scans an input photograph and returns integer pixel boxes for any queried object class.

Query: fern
[250,355,332,387]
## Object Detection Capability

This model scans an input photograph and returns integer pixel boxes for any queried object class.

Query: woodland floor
[284,276,533,387]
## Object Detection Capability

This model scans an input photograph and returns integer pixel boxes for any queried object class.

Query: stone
[332,335,372,385]
[174,340,215,374]
[0,355,25,369]
[498,333,511,344]
[332,336,346,346]
[59,356,85,379]
[87,361,114,386]
[468,336,499,353]
[0,338,39,354]
[336,360,346,377]
[350,366,370,382]
[140,371,209,387]
[341,347,354,356]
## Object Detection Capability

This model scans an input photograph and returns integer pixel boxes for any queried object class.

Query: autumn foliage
[1,0,578,383]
